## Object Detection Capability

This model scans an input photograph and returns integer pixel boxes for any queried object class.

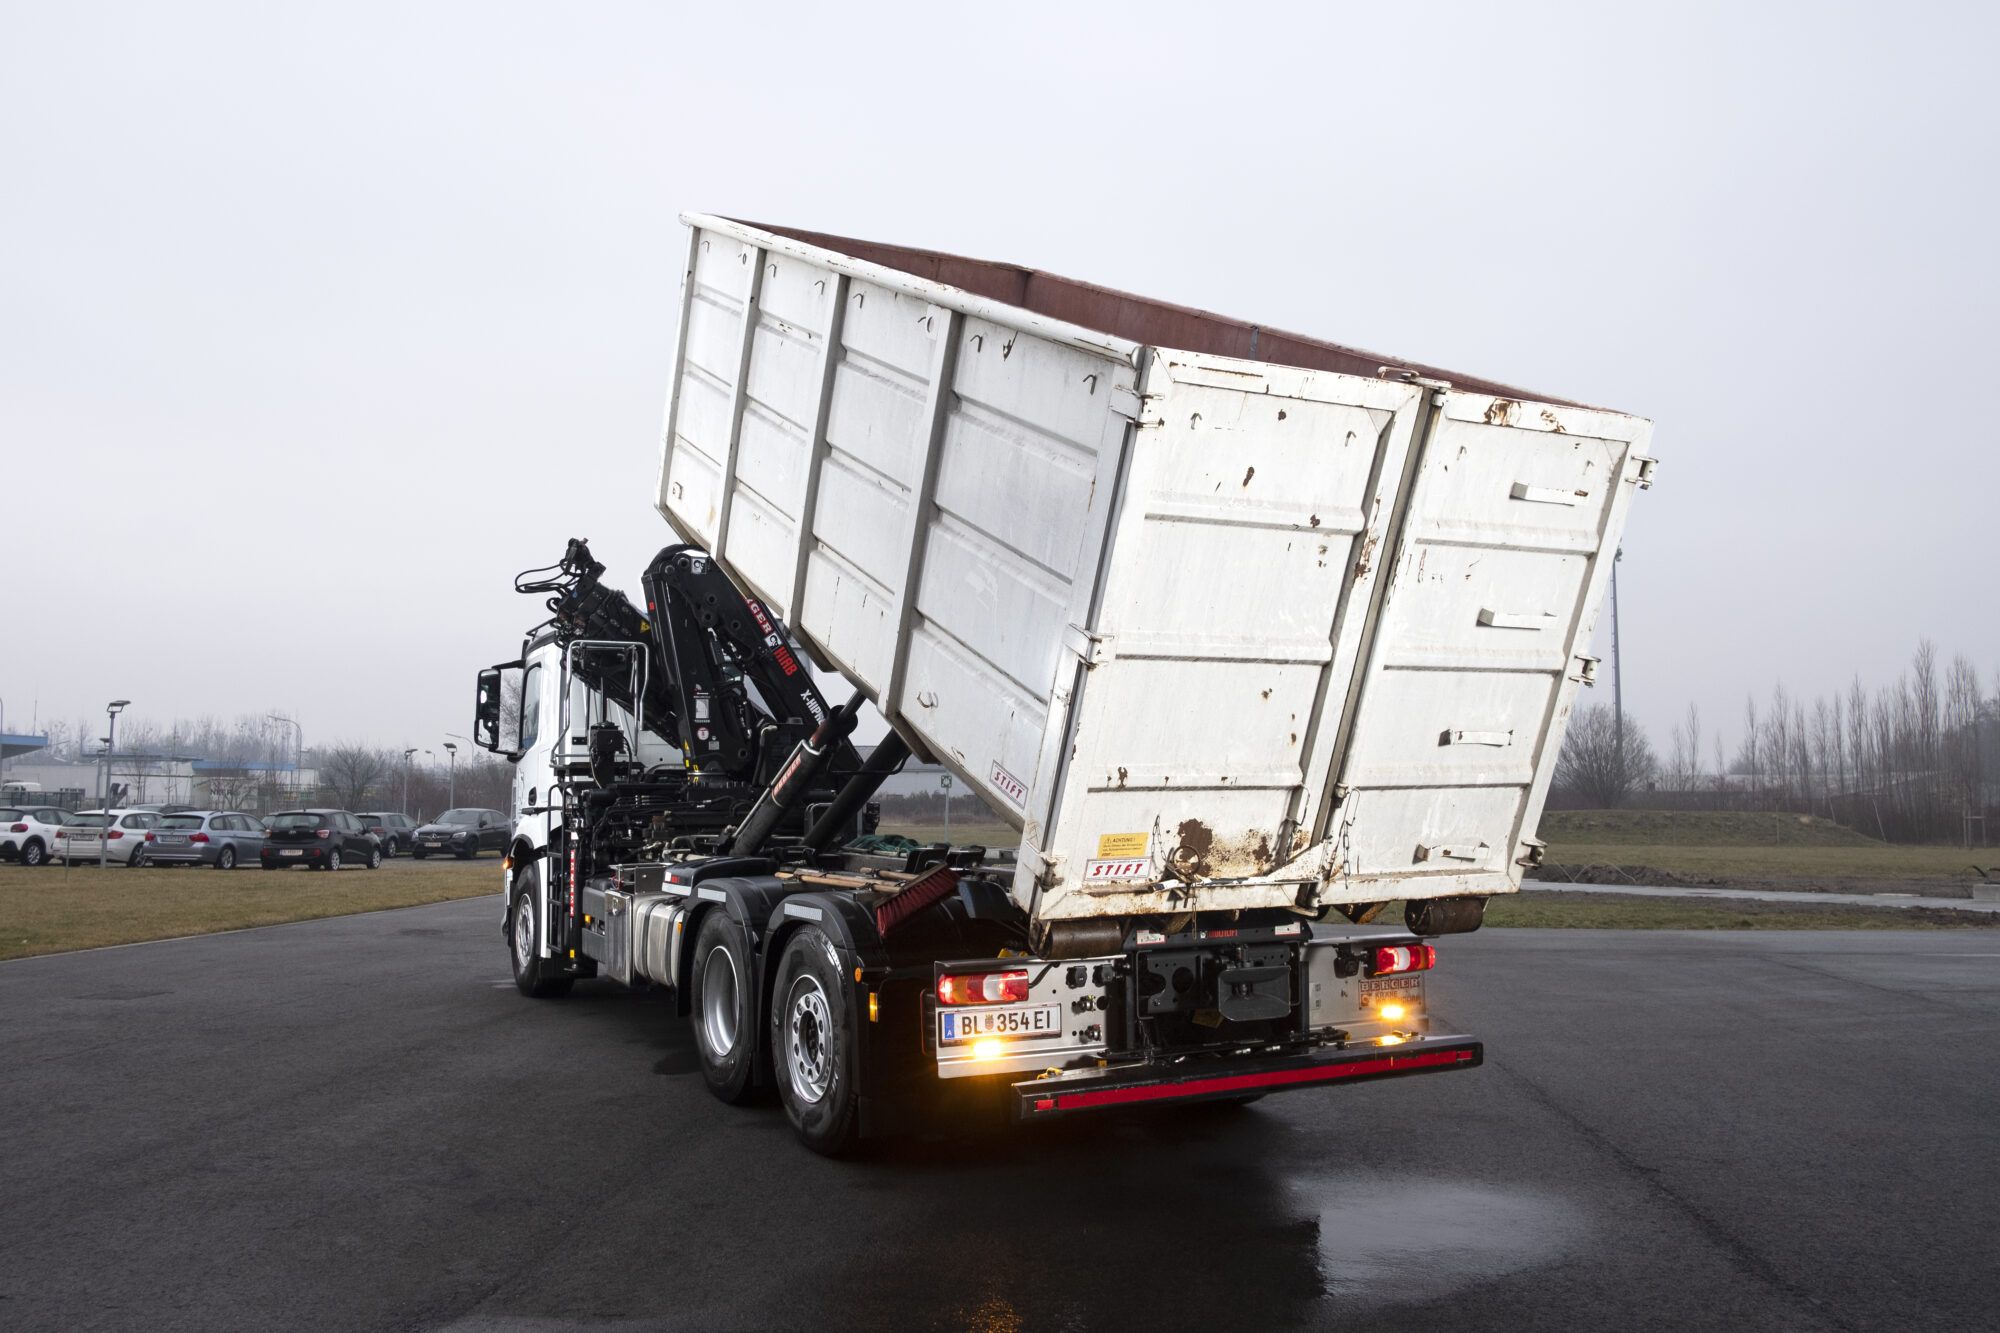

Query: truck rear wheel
[510,870,572,999]
[690,911,761,1105]
[770,926,862,1157]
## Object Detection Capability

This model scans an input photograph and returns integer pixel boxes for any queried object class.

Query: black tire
[366,846,383,870]
[412,848,429,860]
[770,926,863,1156]
[510,869,572,998]
[216,845,236,871]
[325,848,342,873]
[263,863,279,871]
[20,839,46,868]
[128,849,146,868]
[457,843,476,860]
[690,910,762,1105]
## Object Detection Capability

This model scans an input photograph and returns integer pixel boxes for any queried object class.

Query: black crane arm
[517,539,861,787]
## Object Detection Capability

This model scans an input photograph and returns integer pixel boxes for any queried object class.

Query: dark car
[259,809,383,871]
[411,808,508,859]
[357,812,417,856]
[142,810,267,869]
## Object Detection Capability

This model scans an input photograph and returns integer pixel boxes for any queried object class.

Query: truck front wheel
[770,926,862,1156]
[510,870,572,999]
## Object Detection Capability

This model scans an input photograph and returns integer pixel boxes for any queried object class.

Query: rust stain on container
[1354,531,1380,578]
[1484,399,1519,426]
[1172,819,1281,878]
[1241,465,1256,487]
[1539,409,1565,433]
[1172,819,1216,877]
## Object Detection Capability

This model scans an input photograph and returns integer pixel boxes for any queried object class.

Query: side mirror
[473,661,522,757]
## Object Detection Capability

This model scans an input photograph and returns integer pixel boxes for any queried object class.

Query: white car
[0,806,74,867]
[55,809,161,866]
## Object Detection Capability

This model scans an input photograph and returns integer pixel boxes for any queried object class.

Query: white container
[658,215,1654,924]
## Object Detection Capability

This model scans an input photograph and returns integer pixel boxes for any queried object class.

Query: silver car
[142,810,268,870]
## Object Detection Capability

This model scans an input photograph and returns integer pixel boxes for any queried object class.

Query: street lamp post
[402,748,418,816]
[267,714,303,797]
[443,741,458,808]
[1610,546,1625,777]
[101,700,130,869]
[940,772,953,843]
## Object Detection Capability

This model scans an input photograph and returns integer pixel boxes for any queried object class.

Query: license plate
[159,836,186,844]
[281,849,302,857]
[939,1004,1061,1045]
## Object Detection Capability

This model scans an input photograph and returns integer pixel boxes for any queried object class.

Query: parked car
[258,809,383,871]
[356,812,417,856]
[411,808,508,859]
[54,809,161,866]
[0,806,75,867]
[142,811,267,869]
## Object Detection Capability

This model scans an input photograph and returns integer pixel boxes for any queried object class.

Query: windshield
[71,814,110,828]
[0,809,20,821]
[358,815,382,827]
[268,813,324,830]
[437,809,482,825]
[160,815,206,830]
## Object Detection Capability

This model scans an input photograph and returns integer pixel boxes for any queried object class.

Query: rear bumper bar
[1011,1035,1482,1121]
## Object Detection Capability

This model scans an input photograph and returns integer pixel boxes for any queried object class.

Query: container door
[1321,390,1654,900]
[1028,354,1427,920]
[657,219,1144,833]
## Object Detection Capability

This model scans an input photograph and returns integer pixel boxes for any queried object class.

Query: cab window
[519,663,542,751]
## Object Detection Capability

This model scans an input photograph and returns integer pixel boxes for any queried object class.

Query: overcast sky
[3,0,1993,761]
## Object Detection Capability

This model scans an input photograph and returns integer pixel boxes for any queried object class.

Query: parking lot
[3,901,1994,1331]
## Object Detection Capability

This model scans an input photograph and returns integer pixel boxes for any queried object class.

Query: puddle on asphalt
[1298,1179,1576,1309]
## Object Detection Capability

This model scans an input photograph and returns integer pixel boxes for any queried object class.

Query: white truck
[474,214,1653,1153]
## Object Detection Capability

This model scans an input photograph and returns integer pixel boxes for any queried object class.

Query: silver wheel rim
[329,850,340,871]
[785,975,834,1105]
[701,945,740,1055]
[219,848,233,869]
[514,898,534,972]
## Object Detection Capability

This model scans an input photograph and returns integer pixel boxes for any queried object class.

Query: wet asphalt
[2,898,1996,1332]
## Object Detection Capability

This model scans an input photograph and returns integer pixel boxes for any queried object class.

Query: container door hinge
[1109,385,1157,424]
[1376,366,1453,391]
[1516,837,1547,869]
[1061,624,1114,667]
[1631,455,1659,489]
[1570,655,1600,686]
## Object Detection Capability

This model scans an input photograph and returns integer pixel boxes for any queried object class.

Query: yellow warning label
[1096,832,1150,859]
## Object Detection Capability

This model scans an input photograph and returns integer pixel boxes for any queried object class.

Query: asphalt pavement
[3,899,1996,1332]
[1526,881,2000,914]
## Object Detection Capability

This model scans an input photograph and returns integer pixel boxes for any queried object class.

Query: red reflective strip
[1045,1047,1474,1112]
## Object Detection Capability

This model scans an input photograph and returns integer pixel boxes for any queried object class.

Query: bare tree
[319,743,393,811]
[1669,702,1704,792]
[1555,703,1660,808]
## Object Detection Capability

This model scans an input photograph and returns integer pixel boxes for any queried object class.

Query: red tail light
[54,829,67,839]
[937,970,1030,1006]
[7,823,24,834]
[316,829,331,839]
[1370,944,1436,977]
[107,830,124,840]
[190,833,210,844]
[144,831,157,842]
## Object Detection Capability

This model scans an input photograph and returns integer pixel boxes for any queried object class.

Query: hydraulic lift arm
[517,539,863,789]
